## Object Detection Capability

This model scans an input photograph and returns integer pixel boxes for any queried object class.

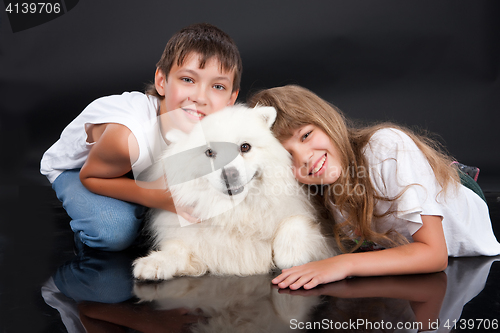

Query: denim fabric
[53,250,135,303]
[52,169,146,251]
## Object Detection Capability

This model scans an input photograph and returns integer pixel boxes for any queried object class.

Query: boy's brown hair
[146,23,242,98]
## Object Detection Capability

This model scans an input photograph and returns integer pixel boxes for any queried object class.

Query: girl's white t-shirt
[41,92,165,184]
[336,128,500,257]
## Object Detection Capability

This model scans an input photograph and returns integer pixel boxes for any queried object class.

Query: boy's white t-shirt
[334,128,500,257]
[41,92,165,183]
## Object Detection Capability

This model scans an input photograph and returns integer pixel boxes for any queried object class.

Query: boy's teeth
[184,109,204,118]
[312,155,326,174]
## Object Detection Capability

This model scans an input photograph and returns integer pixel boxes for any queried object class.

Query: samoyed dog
[133,105,334,281]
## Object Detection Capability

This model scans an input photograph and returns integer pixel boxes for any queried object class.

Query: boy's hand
[176,205,201,224]
[134,175,201,224]
[79,123,203,225]
[145,184,201,223]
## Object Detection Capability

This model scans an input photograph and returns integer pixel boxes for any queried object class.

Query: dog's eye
[205,148,216,158]
[240,143,251,153]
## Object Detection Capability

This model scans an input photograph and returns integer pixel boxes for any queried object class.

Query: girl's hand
[272,256,352,290]
[273,215,447,290]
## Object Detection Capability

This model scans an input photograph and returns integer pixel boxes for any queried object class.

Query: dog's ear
[165,128,187,143]
[254,106,277,128]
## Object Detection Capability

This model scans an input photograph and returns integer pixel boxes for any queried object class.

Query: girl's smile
[310,153,327,176]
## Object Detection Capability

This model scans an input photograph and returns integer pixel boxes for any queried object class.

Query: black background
[0,0,499,187]
[0,1,499,331]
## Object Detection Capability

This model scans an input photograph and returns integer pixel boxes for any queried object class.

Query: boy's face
[155,52,239,133]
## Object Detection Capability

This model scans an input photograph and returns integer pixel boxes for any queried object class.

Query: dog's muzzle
[221,167,245,196]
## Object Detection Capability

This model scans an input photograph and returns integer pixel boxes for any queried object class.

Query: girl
[248,85,500,290]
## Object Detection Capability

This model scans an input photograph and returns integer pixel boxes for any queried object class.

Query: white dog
[133,105,334,281]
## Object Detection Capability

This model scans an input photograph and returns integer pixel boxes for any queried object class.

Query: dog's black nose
[221,167,239,183]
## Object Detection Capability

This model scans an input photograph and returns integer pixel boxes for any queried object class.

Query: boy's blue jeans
[52,169,146,251]
[53,249,135,303]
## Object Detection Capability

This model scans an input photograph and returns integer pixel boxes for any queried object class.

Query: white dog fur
[133,104,334,280]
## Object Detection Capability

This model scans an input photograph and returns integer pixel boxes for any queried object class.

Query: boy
[41,23,242,251]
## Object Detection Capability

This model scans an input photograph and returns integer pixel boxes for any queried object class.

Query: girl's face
[281,124,343,185]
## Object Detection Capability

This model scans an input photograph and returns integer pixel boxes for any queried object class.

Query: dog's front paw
[133,251,176,281]
[273,216,334,269]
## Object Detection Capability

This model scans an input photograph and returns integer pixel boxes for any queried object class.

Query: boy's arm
[273,215,448,289]
[79,123,175,211]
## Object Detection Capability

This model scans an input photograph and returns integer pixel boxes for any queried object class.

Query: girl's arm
[272,215,448,289]
[79,123,176,211]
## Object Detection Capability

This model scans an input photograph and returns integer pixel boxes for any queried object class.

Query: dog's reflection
[133,273,322,333]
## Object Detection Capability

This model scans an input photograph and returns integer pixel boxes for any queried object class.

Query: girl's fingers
[271,276,282,284]
[303,277,320,289]
[272,266,299,284]
[277,278,294,289]
[277,272,302,288]
[273,265,317,289]
[272,272,290,284]
[289,275,315,290]
[279,271,314,290]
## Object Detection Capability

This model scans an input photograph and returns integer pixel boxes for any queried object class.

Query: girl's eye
[301,130,312,141]
[213,84,226,91]
[181,77,194,83]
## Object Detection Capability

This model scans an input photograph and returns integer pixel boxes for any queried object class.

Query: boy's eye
[181,77,194,83]
[301,130,312,141]
[213,84,226,91]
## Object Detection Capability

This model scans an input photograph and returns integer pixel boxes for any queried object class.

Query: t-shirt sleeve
[363,128,445,235]
[82,92,160,172]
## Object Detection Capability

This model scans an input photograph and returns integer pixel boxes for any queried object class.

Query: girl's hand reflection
[276,273,447,332]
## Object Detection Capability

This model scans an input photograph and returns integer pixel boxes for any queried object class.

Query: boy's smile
[181,107,206,120]
[282,125,342,185]
[155,52,239,133]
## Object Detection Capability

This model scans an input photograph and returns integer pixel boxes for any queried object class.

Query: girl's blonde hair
[248,85,459,252]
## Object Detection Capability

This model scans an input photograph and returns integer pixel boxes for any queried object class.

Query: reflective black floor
[1,185,499,333]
